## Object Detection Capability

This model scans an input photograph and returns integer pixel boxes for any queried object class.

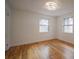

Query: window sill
[39,32,48,34]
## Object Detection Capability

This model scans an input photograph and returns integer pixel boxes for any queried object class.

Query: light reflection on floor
[27,46,49,59]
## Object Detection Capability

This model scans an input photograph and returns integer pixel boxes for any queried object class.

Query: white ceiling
[8,0,74,16]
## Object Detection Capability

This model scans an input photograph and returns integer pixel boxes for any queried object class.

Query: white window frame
[39,19,49,32]
[63,17,73,33]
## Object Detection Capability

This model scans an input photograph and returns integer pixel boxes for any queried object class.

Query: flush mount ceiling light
[45,2,58,10]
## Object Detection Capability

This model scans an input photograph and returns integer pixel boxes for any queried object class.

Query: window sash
[40,19,48,25]
[40,25,48,32]
[63,25,73,33]
[64,17,73,25]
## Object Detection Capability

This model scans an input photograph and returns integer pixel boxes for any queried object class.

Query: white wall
[10,9,57,46]
[56,12,74,44]
[5,1,11,50]
[6,7,74,48]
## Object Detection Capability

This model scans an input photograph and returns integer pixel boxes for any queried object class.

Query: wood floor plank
[5,39,74,59]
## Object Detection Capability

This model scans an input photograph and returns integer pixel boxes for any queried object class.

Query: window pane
[64,26,73,33]
[64,17,73,25]
[64,26,68,32]
[68,26,73,33]
[40,26,48,32]
[68,18,73,25]
[40,19,48,25]
[64,19,68,25]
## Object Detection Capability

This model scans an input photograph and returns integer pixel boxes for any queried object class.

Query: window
[63,17,73,33]
[39,19,48,32]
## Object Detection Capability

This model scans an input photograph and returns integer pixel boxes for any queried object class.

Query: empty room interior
[5,0,74,59]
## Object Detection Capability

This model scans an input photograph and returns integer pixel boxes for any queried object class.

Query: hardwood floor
[5,39,74,59]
